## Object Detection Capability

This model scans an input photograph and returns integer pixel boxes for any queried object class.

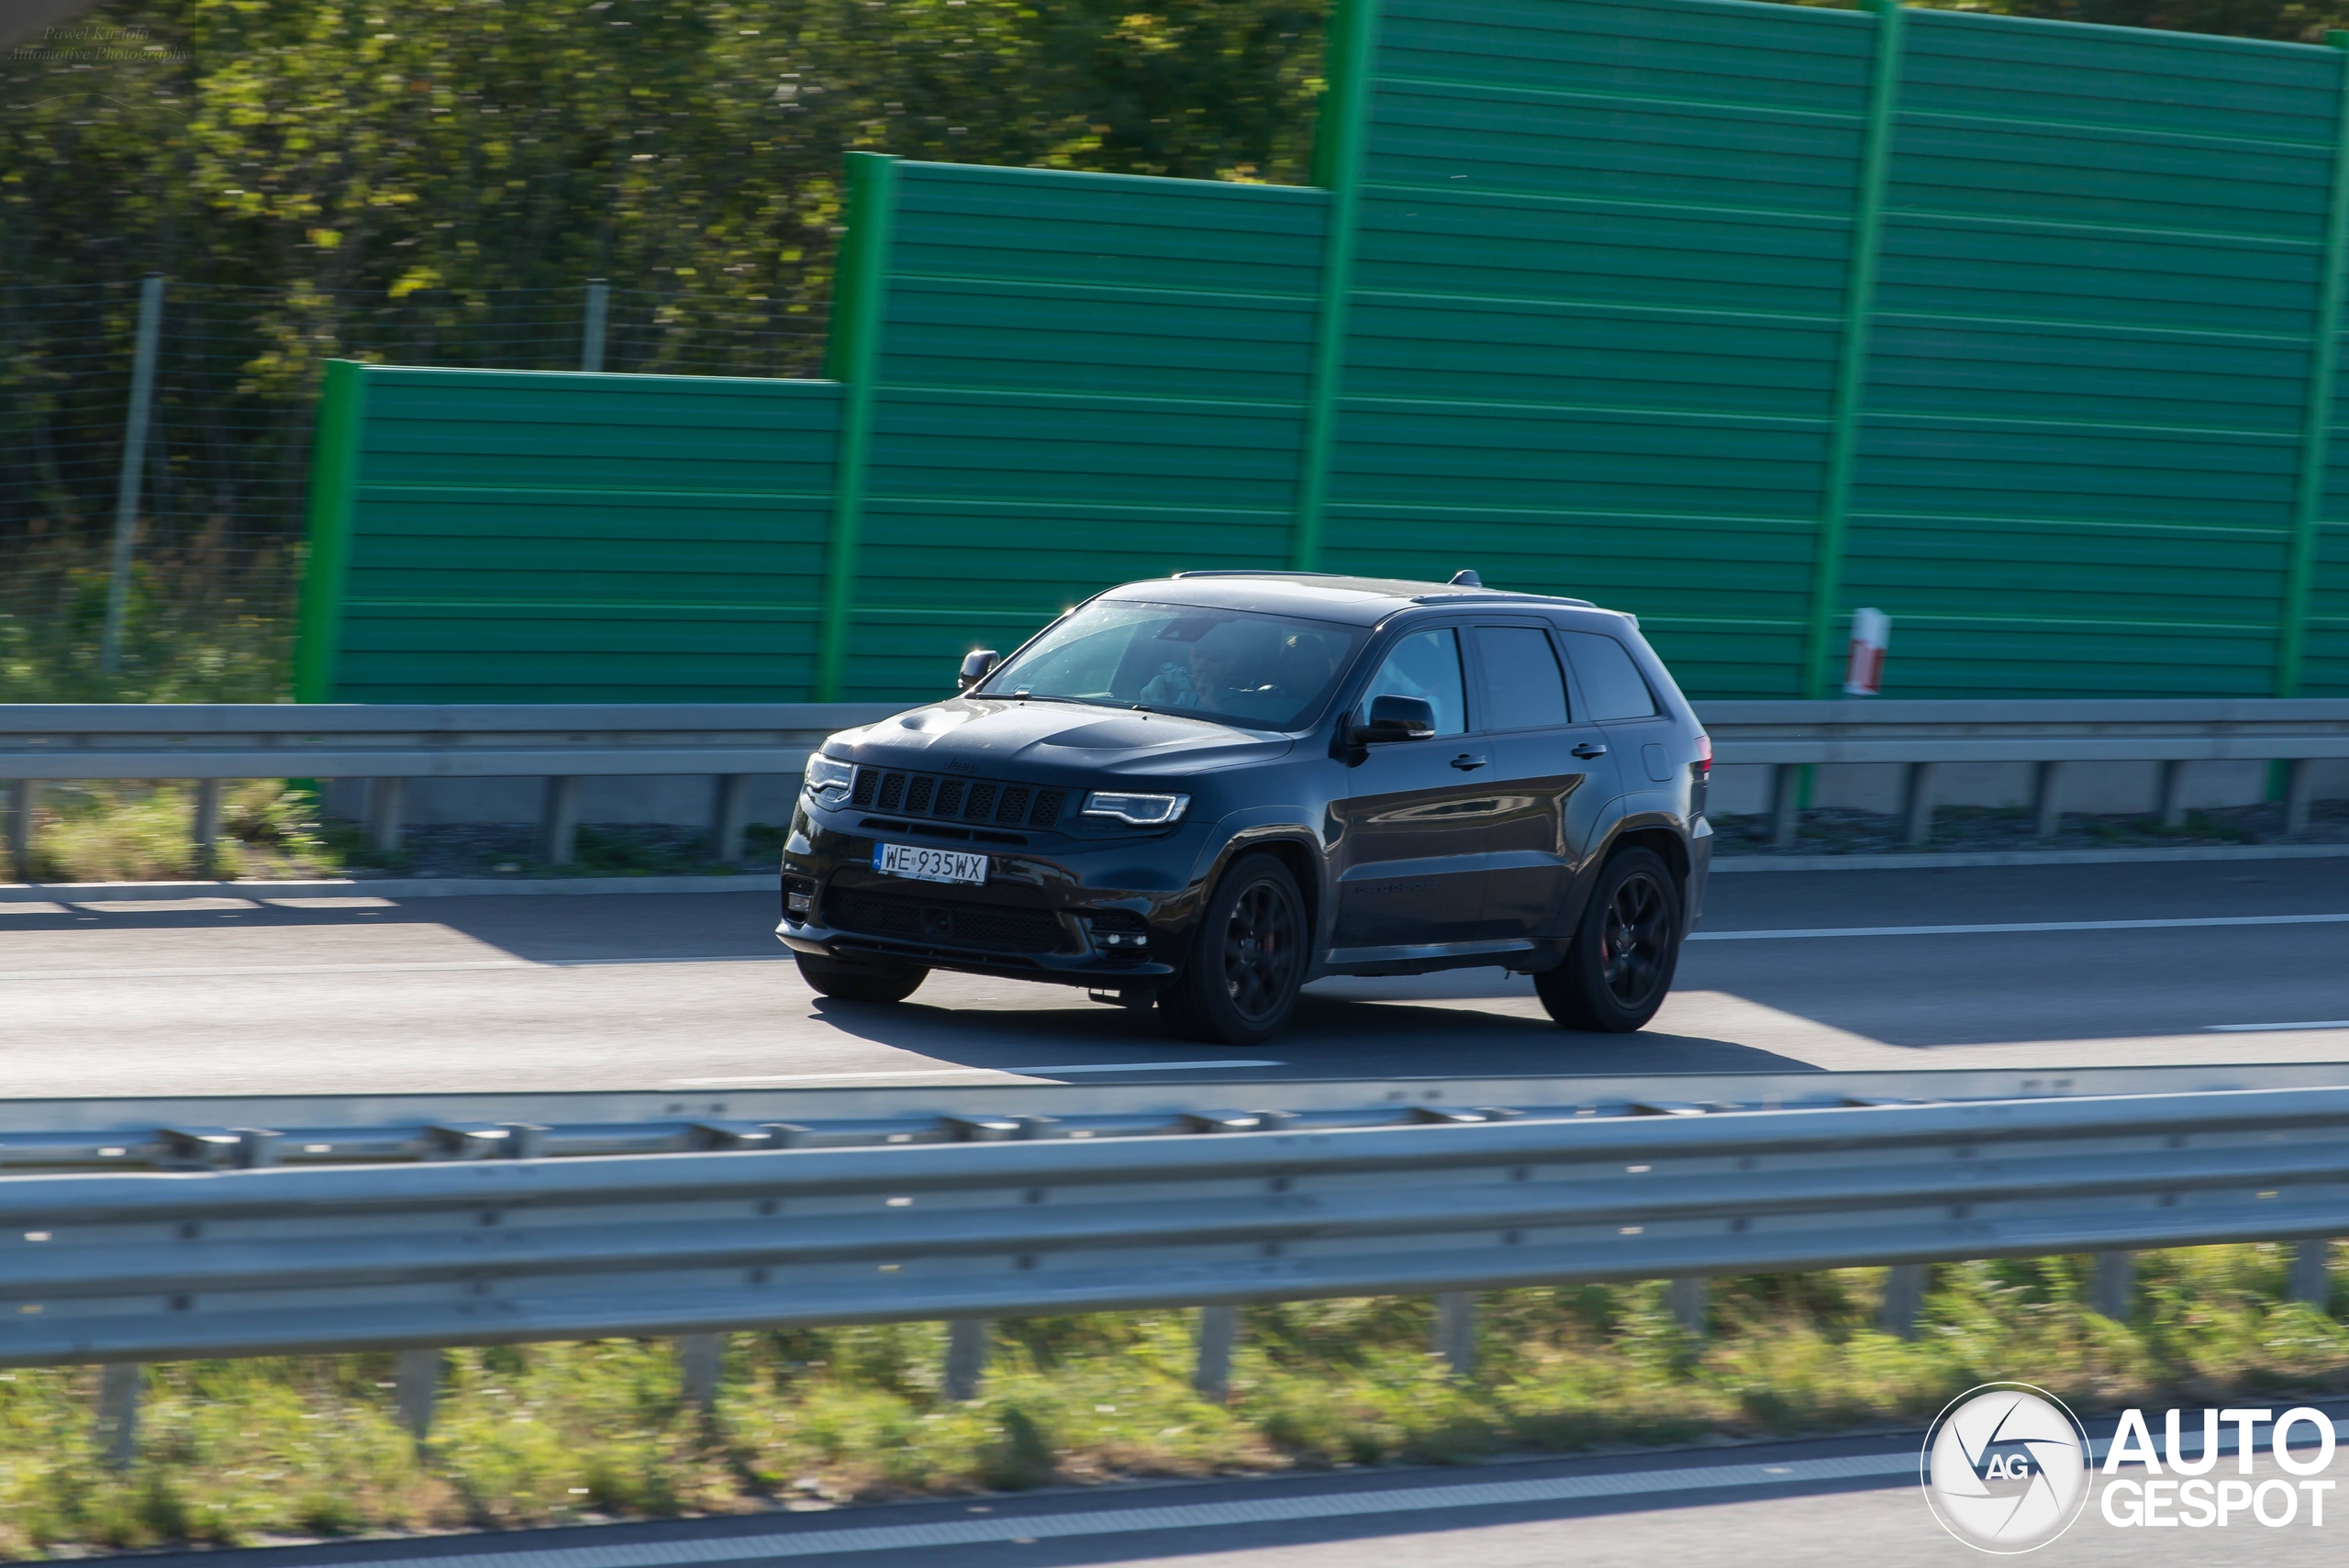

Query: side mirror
[1351,693,1436,744]
[957,650,1000,691]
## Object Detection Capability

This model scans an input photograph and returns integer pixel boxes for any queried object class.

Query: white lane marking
[1693,913,2349,941]
[261,895,398,909]
[674,1069,1038,1084]
[0,962,536,982]
[672,1061,1282,1085]
[1013,1059,1283,1073]
[551,955,785,967]
[72,897,260,913]
[0,956,786,983]
[2209,1020,2349,1032]
[223,1450,1924,1568]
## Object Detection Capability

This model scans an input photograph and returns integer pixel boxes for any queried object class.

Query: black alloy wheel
[1161,853,1307,1045]
[1533,845,1683,1033]
[1598,865,1673,1008]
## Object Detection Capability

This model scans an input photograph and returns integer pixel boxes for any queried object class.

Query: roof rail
[1168,569,1343,579]
[1409,590,1597,607]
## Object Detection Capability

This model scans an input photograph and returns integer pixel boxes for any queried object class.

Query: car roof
[1101,572,1598,627]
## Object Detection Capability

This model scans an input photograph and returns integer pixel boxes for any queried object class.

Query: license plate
[873,842,989,886]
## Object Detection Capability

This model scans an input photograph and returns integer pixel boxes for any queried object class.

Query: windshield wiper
[989,692,1126,708]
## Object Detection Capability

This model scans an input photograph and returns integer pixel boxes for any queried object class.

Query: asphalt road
[6,859,2347,1096]
[121,1418,2349,1568]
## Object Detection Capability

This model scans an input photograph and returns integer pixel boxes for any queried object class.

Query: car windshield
[979,600,1364,730]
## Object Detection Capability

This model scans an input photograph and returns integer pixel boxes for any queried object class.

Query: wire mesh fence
[0,281,829,702]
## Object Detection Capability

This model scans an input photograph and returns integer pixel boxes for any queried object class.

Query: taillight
[1694,734,1711,776]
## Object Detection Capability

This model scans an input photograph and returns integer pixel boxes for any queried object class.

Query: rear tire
[1159,853,1307,1047]
[1534,846,1682,1032]
[795,951,928,1005]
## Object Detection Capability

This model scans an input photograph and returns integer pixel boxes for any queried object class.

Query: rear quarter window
[1556,630,1658,722]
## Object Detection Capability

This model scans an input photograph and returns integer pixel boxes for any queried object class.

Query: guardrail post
[942,1318,990,1401]
[2286,758,2318,835]
[6,780,38,878]
[1769,763,1801,848]
[541,776,581,865]
[192,779,223,873]
[2291,1239,2334,1308]
[1433,1291,1476,1375]
[1879,1262,1929,1338]
[2090,1251,2134,1321]
[1193,1306,1239,1401]
[709,774,750,862]
[2157,760,2190,828]
[2032,761,2064,839]
[95,1362,141,1467]
[1668,1276,1709,1338]
[676,1332,723,1411]
[395,1348,443,1439]
[1900,762,1935,845]
[365,778,407,852]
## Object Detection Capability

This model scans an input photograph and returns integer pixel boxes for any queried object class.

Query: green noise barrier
[299,0,2349,705]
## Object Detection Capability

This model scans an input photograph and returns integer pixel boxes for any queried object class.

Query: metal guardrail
[9,1067,2349,1368]
[3,698,2343,863]
[9,1062,2349,1173]
[0,702,904,863]
[1696,698,2349,845]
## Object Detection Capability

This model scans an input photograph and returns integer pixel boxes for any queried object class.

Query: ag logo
[1921,1383,2092,1553]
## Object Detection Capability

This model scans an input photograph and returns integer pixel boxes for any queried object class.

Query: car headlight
[1081,790,1189,827]
[804,752,854,804]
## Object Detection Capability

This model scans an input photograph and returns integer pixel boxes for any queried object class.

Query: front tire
[1160,853,1307,1047]
[795,951,928,1005]
[1534,846,1682,1032]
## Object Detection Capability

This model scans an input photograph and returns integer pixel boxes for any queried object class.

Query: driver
[1141,621,1276,714]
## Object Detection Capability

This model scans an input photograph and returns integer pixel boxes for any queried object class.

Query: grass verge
[7,1246,2348,1554]
[2,782,787,884]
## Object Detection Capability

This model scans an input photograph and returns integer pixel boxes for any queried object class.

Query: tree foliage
[4,0,1328,317]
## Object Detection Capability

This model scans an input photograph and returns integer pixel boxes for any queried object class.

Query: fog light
[787,892,813,916]
[1084,912,1150,956]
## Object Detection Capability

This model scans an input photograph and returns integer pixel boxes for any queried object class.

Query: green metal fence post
[815,153,900,703]
[1802,0,1904,698]
[293,360,368,704]
[2278,33,2349,699]
[1289,0,1383,573]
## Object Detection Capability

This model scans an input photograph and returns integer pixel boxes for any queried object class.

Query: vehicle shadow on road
[797,982,1820,1079]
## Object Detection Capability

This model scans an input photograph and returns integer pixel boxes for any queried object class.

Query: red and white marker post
[1843,606,1889,696]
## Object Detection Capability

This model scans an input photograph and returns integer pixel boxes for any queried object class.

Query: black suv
[777,572,1712,1045]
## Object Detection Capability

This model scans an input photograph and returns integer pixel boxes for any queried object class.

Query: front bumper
[775,806,1199,987]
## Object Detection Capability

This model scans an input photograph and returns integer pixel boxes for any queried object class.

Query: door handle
[1450,753,1488,772]
[1571,741,1609,759]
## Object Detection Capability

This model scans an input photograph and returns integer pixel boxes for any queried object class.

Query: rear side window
[1364,628,1467,735]
[1557,630,1657,721]
[1476,626,1570,729]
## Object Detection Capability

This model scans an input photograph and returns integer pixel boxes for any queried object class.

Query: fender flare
[1185,809,1332,962]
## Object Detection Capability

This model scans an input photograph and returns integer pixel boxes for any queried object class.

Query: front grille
[828,888,1070,954]
[846,767,1066,829]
